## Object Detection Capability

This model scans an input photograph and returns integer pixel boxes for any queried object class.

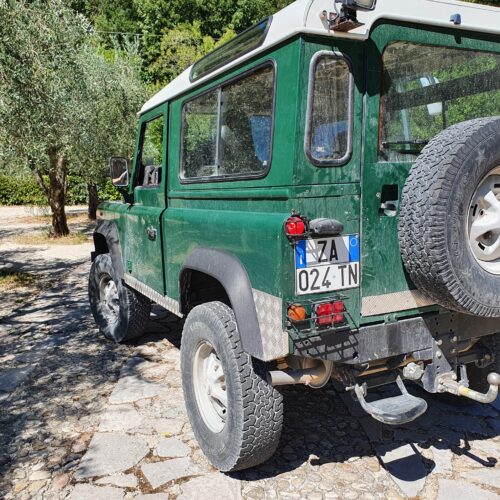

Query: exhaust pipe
[441,372,500,404]
[268,359,333,388]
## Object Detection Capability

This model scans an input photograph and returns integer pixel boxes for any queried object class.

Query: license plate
[295,235,360,296]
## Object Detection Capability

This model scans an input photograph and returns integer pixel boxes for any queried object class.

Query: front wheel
[88,253,151,342]
[180,301,283,471]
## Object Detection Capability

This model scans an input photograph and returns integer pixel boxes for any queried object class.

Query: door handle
[146,227,157,241]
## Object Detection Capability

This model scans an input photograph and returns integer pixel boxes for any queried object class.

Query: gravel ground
[0,206,499,499]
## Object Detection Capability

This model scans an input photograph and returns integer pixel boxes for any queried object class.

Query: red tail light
[315,301,345,326]
[332,300,344,324]
[285,216,305,236]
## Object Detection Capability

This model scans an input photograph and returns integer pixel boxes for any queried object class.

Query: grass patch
[0,270,37,290]
[14,231,89,245]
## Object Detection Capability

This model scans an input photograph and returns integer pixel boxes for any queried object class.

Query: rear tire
[180,301,283,471]
[399,116,500,316]
[88,253,151,342]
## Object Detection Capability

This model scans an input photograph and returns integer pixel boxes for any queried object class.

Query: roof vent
[450,13,461,25]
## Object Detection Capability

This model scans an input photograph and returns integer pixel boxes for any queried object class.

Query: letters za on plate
[295,235,359,295]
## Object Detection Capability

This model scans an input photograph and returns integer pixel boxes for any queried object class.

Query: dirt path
[0,205,93,320]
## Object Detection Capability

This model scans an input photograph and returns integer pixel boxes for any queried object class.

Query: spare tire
[399,116,500,317]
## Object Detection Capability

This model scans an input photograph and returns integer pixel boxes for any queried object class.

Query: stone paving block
[430,446,453,475]
[141,457,201,489]
[0,366,35,393]
[461,468,500,489]
[99,404,144,432]
[437,479,500,500]
[76,433,149,479]
[155,438,190,458]
[376,443,427,498]
[109,375,164,404]
[135,417,185,436]
[95,473,138,488]
[178,473,242,500]
[134,494,169,500]
[69,484,124,500]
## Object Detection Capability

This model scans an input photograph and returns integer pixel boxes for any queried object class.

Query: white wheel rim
[99,275,120,319]
[193,341,227,433]
[468,165,500,275]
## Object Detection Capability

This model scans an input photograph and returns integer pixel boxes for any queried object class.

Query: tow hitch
[439,371,500,404]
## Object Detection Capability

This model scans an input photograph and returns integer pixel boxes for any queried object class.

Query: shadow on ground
[134,306,500,485]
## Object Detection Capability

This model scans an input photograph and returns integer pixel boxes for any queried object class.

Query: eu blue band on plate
[295,240,307,268]
[348,235,359,262]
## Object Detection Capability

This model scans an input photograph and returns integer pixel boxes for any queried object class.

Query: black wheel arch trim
[91,220,125,281]
[180,247,264,359]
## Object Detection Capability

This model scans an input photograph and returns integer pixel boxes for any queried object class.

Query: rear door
[286,38,364,327]
[123,107,167,294]
[361,22,500,321]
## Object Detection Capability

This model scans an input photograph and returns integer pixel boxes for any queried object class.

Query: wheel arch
[180,247,266,360]
[91,220,125,280]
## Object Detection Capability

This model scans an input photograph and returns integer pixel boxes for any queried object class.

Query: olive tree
[0,0,145,234]
[72,40,146,219]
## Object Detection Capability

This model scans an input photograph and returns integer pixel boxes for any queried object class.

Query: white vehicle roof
[141,0,500,114]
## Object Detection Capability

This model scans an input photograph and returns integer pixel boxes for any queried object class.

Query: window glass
[219,66,274,175]
[137,115,164,187]
[307,55,352,165]
[181,64,275,180]
[380,42,500,161]
[191,18,271,81]
[181,90,218,178]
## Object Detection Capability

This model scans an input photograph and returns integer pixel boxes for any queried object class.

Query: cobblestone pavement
[0,261,498,499]
[0,208,499,499]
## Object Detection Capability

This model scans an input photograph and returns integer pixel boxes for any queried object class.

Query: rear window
[181,64,275,181]
[305,52,353,166]
[380,42,500,162]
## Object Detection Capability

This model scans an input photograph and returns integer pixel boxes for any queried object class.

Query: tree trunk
[46,148,69,237]
[87,182,99,221]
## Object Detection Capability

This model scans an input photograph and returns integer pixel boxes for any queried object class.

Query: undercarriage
[275,313,500,424]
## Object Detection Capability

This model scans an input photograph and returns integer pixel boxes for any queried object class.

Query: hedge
[0,174,121,206]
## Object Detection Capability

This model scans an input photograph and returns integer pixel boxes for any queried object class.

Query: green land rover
[89,0,500,471]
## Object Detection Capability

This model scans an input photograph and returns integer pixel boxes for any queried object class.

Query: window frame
[134,111,166,190]
[179,60,277,184]
[304,50,355,167]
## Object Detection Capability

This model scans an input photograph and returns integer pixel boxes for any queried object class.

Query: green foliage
[0,175,121,206]
[0,0,145,233]
[131,0,292,84]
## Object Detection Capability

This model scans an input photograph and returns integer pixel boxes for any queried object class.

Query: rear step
[353,377,427,425]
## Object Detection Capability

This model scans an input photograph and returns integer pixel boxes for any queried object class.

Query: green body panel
[160,35,363,333]
[95,19,499,356]
[119,106,167,294]
[360,22,500,324]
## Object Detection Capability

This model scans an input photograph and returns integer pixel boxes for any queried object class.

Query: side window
[136,115,164,188]
[380,42,500,162]
[181,64,275,180]
[305,52,353,166]
[182,90,218,178]
[219,66,274,175]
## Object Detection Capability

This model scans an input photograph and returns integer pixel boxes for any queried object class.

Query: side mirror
[109,157,129,187]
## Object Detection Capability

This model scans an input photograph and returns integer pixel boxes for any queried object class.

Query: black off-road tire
[399,116,500,317]
[88,253,151,342]
[180,301,283,472]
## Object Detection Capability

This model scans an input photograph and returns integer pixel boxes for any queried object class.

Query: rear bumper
[293,312,500,365]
